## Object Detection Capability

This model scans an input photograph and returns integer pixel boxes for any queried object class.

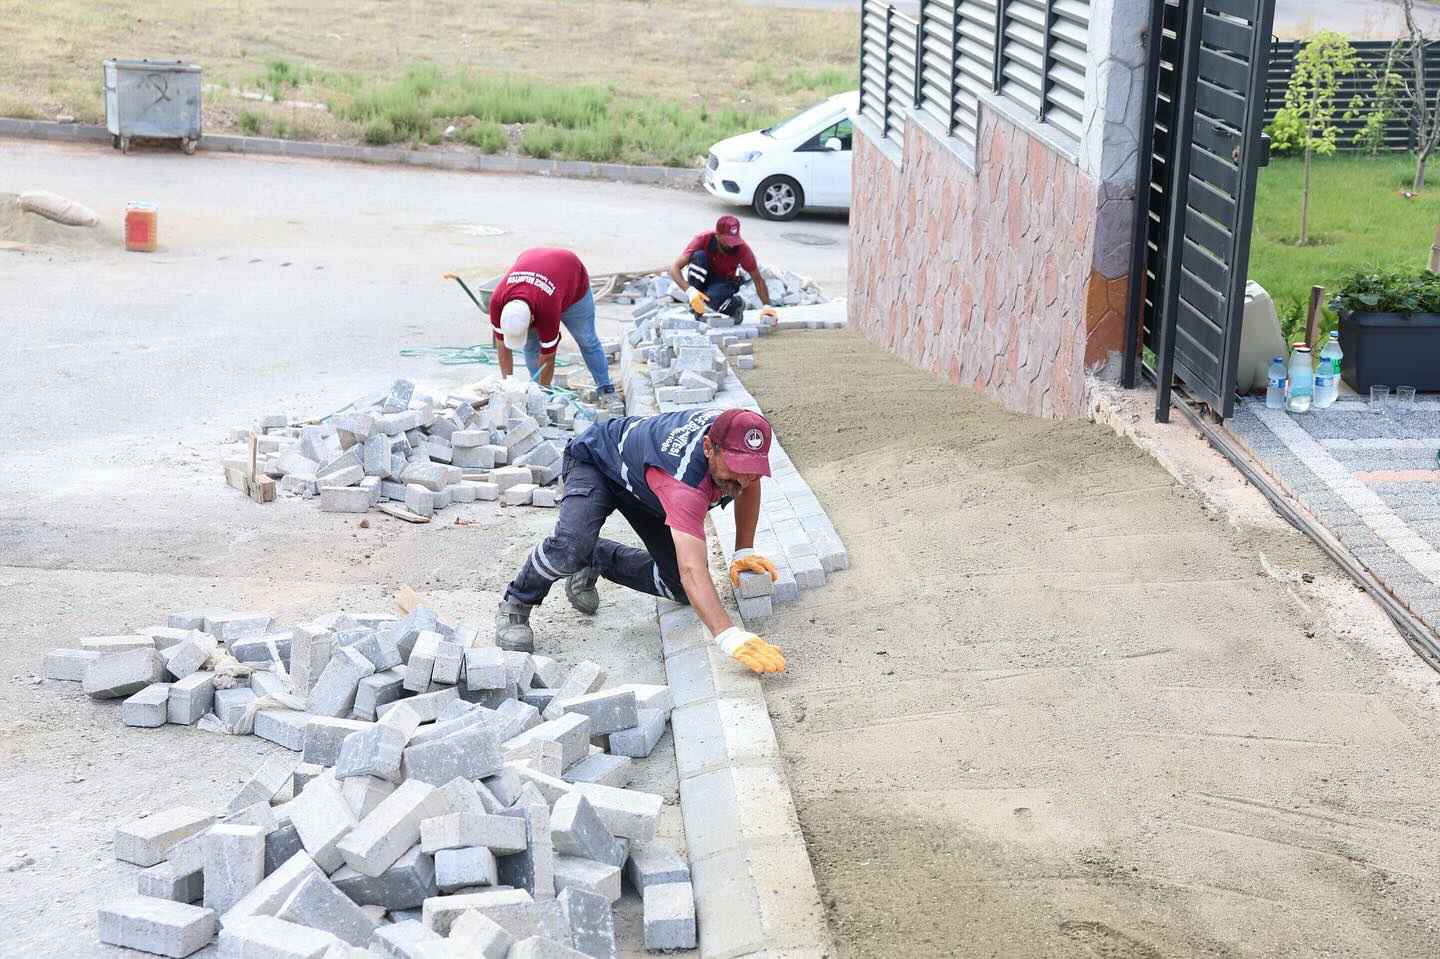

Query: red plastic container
[125,202,157,252]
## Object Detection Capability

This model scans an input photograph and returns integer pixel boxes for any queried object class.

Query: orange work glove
[759,306,780,321]
[686,286,709,313]
[716,626,786,673]
[729,548,778,587]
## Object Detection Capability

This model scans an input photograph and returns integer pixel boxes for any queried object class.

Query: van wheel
[754,176,803,221]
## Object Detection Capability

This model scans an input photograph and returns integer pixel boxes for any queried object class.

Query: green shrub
[462,122,507,153]
[361,117,397,144]
[238,110,262,135]
[1329,269,1440,314]
[520,125,564,159]
[1265,108,1304,156]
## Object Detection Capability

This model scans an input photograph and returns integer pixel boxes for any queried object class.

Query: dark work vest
[568,409,732,518]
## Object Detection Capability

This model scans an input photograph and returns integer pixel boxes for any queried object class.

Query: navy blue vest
[569,409,729,517]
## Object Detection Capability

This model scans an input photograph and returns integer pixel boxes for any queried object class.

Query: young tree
[1281,31,1361,245]
[1391,0,1440,192]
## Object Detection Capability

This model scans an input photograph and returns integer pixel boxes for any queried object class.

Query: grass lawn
[1250,153,1440,338]
[0,0,858,166]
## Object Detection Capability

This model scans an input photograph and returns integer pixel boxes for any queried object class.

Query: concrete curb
[0,118,703,188]
[657,599,833,959]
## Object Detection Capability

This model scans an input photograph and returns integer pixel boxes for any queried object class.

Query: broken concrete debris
[54,602,691,957]
[612,264,828,312]
[224,374,622,517]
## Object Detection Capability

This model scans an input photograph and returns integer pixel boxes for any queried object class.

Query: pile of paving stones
[224,375,620,518]
[48,605,693,958]
[611,265,827,313]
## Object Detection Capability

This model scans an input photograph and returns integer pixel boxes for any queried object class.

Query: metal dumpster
[103,59,202,154]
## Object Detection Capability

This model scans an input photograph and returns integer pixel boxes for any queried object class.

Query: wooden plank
[378,502,431,524]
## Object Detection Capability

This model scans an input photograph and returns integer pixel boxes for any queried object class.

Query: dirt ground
[739,331,1440,958]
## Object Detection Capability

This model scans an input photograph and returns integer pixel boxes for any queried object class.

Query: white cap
[499,299,531,351]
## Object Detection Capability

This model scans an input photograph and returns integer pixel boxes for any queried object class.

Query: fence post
[914,16,924,109]
[884,4,894,137]
[949,0,961,135]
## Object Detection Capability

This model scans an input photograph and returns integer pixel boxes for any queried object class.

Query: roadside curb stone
[655,599,832,958]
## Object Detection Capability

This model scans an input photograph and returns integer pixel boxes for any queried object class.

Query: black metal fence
[1265,38,1439,152]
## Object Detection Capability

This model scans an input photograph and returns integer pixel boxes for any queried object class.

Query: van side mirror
[824,137,843,152]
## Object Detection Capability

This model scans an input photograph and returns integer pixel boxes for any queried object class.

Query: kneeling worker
[669,215,779,322]
[494,407,787,674]
[491,247,624,415]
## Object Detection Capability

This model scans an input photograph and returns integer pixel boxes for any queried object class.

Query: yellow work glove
[759,306,780,321]
[729,547,778,587]
[686,286,709,313]
[716,626,786,673]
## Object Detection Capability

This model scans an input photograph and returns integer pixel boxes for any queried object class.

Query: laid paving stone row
[1228,395,1440,632]
[617,299,850,624]
[44,604,699,957]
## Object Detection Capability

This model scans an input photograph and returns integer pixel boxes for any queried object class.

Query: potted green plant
[1329,269,1440,390]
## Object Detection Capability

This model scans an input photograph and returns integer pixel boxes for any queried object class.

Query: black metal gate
[1121,0,1277,421]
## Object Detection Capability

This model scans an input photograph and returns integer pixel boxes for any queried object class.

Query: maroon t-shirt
[488,248,590,355]
[683,231,758,283]
[646,465,721,540]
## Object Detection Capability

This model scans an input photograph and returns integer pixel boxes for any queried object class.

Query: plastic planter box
[1337,310,1440,391]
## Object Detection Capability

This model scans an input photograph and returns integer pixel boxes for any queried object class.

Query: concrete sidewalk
[738,332,1440,958]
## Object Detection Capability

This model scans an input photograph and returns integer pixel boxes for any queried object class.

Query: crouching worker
[494,407,787,674]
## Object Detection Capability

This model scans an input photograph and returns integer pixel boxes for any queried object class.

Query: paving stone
[348,632,403,672]
[85,647,166,699]
[221,848,323,929]
[377,686,459,723]
[167,672,216,725]
[405,631,443,693]
[308,646,376,718]
[334,721,410,782]
[217,914,342,957]
[435,845,499,891]
[168,607,230,631]
[215,687,259,729]
[432,639,465,685]
[560,755,632,789]
[554,690,637,736]
[288,772,358,873]
[541,664,607,720]
[331,844,436,912]
[249,668,290,698]
[339,779,447,878]
[558,886,615,959]
[341,774,396,819]
[606,709,666,759]
[507,937,588,959]
[116,806,216,867]
[553,856,621,903]
[123,682,173,727]
[204,823,267,914]
[265,822,304,875]
[137,856,205,905]
[303,716,372,767]
[402,722,503,785]
[97,895,216,958]
[603,683,673,716]
[420,889,534,935]
[254,709,312,750]
[447,911,513,959]
[205,612,275,643]
[370,918,442,958]
[290,628,336,701]
[496,802,554,900]
[464,647,506,691]
[642,881,695,950]
[567,783,662,842]
[229,754,296,813]
[276,870,380,946]
[44,647,102,681]
[506,714,593,770]
[164,635,211,679]
[550,794,623,867]
[420,812,528,855]
[321,485,372,512]
[624,842,689,894]
[354,667,407,720]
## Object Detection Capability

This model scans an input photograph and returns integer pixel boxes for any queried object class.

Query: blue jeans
[521,289,612,390]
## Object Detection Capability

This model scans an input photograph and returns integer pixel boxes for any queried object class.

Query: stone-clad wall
[848,107,1129,419]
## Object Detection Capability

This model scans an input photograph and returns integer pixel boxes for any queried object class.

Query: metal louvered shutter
[1046,0,1088,139]
[860,0,890,132]
[917,1,956,133]
[954,0,998,153]
[999,0,1047,116]
[887,9,920,141]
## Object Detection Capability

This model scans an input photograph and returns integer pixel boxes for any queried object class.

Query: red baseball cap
[716,214,743,243]
[709,408,772,477]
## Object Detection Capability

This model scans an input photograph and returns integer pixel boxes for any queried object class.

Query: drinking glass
[1396,386,1417,417]
[1370,385,1391,416]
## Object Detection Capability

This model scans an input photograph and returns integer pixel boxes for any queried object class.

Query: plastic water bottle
[1316,332,1343,408]
[1266,357,1287,409]
[1286,344,1313,413]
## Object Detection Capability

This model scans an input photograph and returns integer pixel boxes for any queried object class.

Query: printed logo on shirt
[744,428,764,450]
[659,409,721,457]
[505,270,557,295]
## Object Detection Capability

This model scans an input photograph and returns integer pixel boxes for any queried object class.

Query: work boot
[494,594,535,652]
[565,567,601,616]
[598,385,625,417]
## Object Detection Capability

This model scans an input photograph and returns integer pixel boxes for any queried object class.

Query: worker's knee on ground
[539,537,590,578]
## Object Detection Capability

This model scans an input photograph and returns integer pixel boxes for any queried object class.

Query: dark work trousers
[506,453,689,607]
[683,250,744,318]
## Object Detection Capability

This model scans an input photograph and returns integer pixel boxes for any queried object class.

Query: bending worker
[494,407,787,674]
[490,247,624,415]
[668,215,780,321]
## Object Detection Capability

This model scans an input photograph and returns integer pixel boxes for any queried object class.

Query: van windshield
[763,101,842,139]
